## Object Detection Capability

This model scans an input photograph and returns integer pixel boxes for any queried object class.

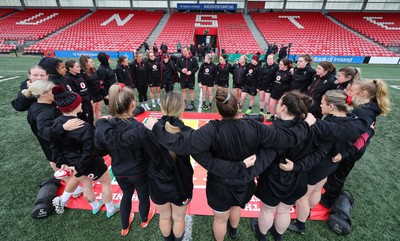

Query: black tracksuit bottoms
[137,84,148,102]
[323,146,367,203]
[116,175,150,229]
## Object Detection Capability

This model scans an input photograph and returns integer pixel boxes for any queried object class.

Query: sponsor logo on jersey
[276,76,281,81]
[80,82,86,89]
[205,68,209,73]
[67,85,72,91]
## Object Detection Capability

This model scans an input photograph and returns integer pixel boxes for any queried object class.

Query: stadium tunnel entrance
[194,27,219,56]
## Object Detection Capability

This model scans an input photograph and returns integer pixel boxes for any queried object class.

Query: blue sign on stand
[54,50,134,59]
[177,4,237,11]
[289,55,364,64]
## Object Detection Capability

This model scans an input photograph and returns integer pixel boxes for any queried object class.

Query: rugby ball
[54,169,71,179]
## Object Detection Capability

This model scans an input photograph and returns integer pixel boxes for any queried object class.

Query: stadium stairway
[325,15,389,50]
[143,13,171,52]
[243,14,268,52]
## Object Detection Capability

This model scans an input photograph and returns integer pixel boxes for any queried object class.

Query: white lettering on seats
[195,15,218,27]
[279,16,304,29]
[363,17,400,30]
[16,13,59,25]
[100,14,134,26]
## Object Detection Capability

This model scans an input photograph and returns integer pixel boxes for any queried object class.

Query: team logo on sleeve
[80,82,86,89]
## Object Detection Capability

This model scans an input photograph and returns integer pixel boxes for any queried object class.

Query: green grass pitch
[0,56,399,241]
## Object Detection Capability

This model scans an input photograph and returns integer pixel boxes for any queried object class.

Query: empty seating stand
[251,12,397,57]
[0,9,16,18]
[156,13,261,54]
[0,9,89,42]
[0,43,17,53]
[330,12,400,47]
[25,10,163,54]
[156,13,197,53]
[217,14,261,54]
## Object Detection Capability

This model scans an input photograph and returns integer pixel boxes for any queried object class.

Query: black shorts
[307,160,339,185]
[201,79,215,87]
[92,94,103,103]
[256,173,307,206]
[75,157,108,181]
[149,79,161,87]
[242,85,258,96]
[260,85,273,93]
[180,80,195,90]
[216,81,229,88]
[206,176,255,212]
[151,195,192,207]
[233,82,244,89]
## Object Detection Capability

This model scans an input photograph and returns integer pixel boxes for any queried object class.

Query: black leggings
[116,175,150,229]
[164,80,174,92]
[137,84,148,102]
[323,146,367,202]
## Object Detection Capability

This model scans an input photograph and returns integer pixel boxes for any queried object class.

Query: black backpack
[31,178,60,219]
[327,191,354,235]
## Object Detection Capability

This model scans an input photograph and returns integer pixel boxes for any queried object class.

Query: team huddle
[11,47,390,241]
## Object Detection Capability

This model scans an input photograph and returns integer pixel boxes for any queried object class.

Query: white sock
[151,99,155,104]
[61,191,73,204]
[72,186,83,196]
[89,200,99,210]
[105,202,115,213]
[157,98,160,103]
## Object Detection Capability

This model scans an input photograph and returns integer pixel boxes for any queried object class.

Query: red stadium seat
[24,10,163,53]
[251,12,398,57]
[330,12,400,48]
[0,9,89,42]
[155,13,262,54]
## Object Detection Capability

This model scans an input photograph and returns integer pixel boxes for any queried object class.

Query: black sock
[191,100,194,105]
[164,232,174,241]
[203,101,205,105]
[260,108,264,112]
[270,225,282,241]
[249,106,252,109]
[174,231,184,241]
[255,224,267,241]
[295,219,306,230]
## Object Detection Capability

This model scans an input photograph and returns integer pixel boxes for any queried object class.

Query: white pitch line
[197,88,203,113]
[390,85,400,90]
[183,215,193,241]
[0,76,19,83]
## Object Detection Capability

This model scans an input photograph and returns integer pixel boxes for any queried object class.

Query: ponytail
[160,92,185,160]
[160,92,185,135]
[338,66,361,83]
[324,90,356,113]
[108,83,136,118]
[21,80,54,99]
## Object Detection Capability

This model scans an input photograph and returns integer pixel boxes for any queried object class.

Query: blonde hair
[160,92,185,134]
[359,79,390,116]
[160,92,185,159]
[324,90,356,113]
[108,83,136,119]
[21,80,54,98]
